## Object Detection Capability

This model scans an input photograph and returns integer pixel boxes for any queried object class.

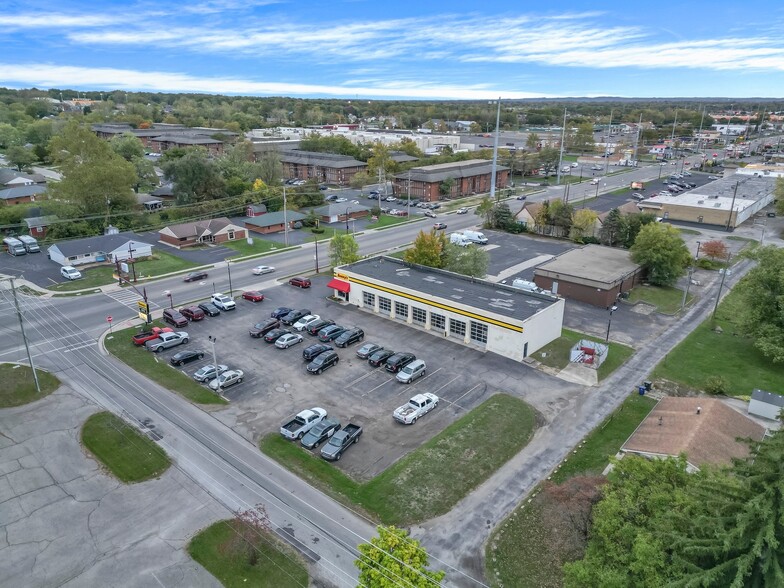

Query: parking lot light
[606,305,618,342]
[208,336,219,386]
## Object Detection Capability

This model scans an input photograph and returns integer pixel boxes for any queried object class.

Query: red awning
[327,278,350,293]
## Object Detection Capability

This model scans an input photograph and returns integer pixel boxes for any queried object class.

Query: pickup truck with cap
[131,326,173,346]
[320,423,362,461]
[280,407,327,440]
[393,393,439,424]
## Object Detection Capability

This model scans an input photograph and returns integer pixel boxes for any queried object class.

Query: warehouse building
[331,256,565,361]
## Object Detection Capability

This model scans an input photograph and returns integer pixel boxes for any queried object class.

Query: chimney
[697,406,701,415]
[658,416,663,426]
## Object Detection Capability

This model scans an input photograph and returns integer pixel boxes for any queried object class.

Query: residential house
[24,215,57,239]
[748,389,784,421]
[0,185,47,205]
[245,203,268,217]
[159,217,247,247]
[243,211,307,234]
[0,168,46,188]
[278,150,367,186]
[310,203,371,224]
[47,232,154,267]
[392,159,509,202]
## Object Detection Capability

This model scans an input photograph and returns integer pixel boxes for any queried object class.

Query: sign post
[106,315,113,335]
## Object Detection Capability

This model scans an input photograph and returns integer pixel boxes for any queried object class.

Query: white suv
[210,293,236,311]
[60,266,82,280]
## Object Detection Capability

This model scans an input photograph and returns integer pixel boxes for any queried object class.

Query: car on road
[320,424,362,461]
[145,331,189,352]
[282,308,311,326]
[249,318,280,338]
[393,393,439,424]
[300,419,341,450]
[318,325,348,342]
[433,222,447,230]
[162,308,189,328]
[516,195,527,200]
[60,266,82,280]
[708,175,719,180]
[263,328,290,343]
[396,359,427,384]
[356,343,382,359]
[209,369,244,390]
[289,277,311,289]
[292,314,321,331]
[456,207,468,214]
[275,333,304,349]
[170,349,205,366]
[385,352,416,373]
[368,348,395,367]
[302,342,333,361]
[334,327,364,348]
[424,210,436,218]
[334,197,347,203]
[131,326,173,346]
[211,293,236,311]
[306,350,340,374]
[270,306,293,320]
[183,271,208,282]
[193,364,228,382]
[280,407,327,440]
[252,265,275,275]
[631,193,645,201]
[180,306,206,321]
[198,302,221,317]
[306,318,335,335]
[241,290,264,303]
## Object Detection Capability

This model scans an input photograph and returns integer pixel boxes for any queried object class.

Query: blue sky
[2,0,784,99]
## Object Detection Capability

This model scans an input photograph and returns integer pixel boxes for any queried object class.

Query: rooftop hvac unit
[697,200,705,204]
[714,203,722,207]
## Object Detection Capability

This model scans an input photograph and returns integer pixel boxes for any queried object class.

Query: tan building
[392,159,509,202]
[159,217,246,247]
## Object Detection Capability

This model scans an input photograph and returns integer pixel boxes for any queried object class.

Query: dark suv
[302,343,333,361]
[289,276,311,288]
[249,318,280,338]
[368,348,395,367]
[318,325,347,342]
[162,308,189,328]
[282,308,311,326]
[307,318,335,336]
[306,350,339,374]
[334,327,364,348]
[384,352,416,373]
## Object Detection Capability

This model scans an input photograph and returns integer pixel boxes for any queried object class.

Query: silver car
[193,364,228,382]
[209,369,244,390]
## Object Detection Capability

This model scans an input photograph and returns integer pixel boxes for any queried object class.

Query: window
[412,307,427,325]
[363,292,375,307]
[449,318,466,338]
[227,230,235,240]
[431,313,445,331]
[470,321,488,344]
[395,301,408,320]
[379,296,391,313]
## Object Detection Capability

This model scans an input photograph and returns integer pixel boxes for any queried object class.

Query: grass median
[535,328,634,381]
[105,323,227,405]
[628,284,691,314]
[81,411,171,483]
[0,364,60,407]
[260,393,537,525]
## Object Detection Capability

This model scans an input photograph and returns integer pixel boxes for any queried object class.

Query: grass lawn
[652,286,784,397]
[105,323,227,405]
[628,284,691,314]
[81,411,171,483]
[49,266,117,292]
[366,215,422,230]
[535,328,635,381]
[260,394,537,525]
[134,250,198,277]
[0,364,60,407]
[222,238,285,257]
[303,227,342,242]
[188,521,309,588]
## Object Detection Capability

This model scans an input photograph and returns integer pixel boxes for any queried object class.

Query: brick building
[159,217,246,247]
[278,150,367,186]
[392,159,509,202]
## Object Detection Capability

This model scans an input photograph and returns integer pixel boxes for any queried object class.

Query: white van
[462,230,488,245]
[60,266,82,280]
[590,178,601,185]
[17,235,40,253]
[450,232,471,247]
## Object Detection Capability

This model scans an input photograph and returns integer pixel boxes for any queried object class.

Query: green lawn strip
[0,364,60,407]
[105,323,227,405]
[678,228,702,235]
[366,215,423,230]
[81,411,171,483]
[535,328,635,381]
[222,238,283,257]
[628,284,691,314]
[49,266,117,291]
[260,394,537,525]
[134,250,199,277]
[652,287,784,396]
[188,521,309,588]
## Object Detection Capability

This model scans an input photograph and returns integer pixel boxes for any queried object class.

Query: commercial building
[159,217,246,247]
[392,159,509,202]
[332,256,565,361]
[278,150,367,186]
[243,211,307,234]
[47,233,154,267]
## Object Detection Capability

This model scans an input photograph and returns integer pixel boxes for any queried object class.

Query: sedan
[424,210,437,218]
[433,222,447,230]
[198,302,221,317]
[252,265,275,275]
[368,348,395,367]
[270,306,293,320]
[708,175,719,180]
[292,314,321,331]
[249,318,280,338]
[303,343,333,361]
[282,308,311,326]
[184,271,208,282]
[300,419,341,450]
[334,197,347,203]
[263,328,290,343]
[209,369,244,390]
[318,325,348,342]
[241,290,264,303]
[275,333,304,349]
[456,207,468,215]
[356,343,382,360]
[307,318,335,335]
[169,349,205,366]
[193,364,228,382]
[180,306,206,321]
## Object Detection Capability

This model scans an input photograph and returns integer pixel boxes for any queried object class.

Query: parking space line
[346,369,379,388]
[362,376,395,396]
[450,383,484,409]
[420,373,459,396]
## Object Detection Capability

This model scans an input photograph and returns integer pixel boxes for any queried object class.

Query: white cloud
[0,13,124,28]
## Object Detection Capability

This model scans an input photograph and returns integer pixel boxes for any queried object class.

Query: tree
[620,213,658,249]
[534,200,552,234]
[570,123,595,154]
[439,178,454,197]
[599,208,625,247]
[254,150,283,186]
[356,525,445,588]
[350,171,371,192]
[630,223,691,287]
[329,233,360,266]
[490,202,515,230]
[570,209,598,242]
[538,147,560,177]
[776,178,784,216]
[110,133,146,161]
[443,243,489,278]
[526,132,541,151]
[6,145,36,171]
[218,504,271,566]
[0,123,21,149]
[366,142,396,176]
[700,239,729,261]
[162,148,225,204]
[405,230,445,268]
[549,200,574,237]
[475,196,494,227]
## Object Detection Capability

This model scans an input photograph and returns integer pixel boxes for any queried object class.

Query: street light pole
[345,208,350,233]
[606,305,618,342]
[712,253,732,319]
[226,260,233,297]
[208,335,219,376]
[314,237,320,273]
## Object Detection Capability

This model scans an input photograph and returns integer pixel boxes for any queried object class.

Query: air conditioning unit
[697,200,705,204]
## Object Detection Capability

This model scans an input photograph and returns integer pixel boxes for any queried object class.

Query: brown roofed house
[158,217,246,248]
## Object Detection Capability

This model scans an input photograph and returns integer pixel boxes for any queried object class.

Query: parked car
[60,265,82,280]
[334,327,364,348]
[211,293,236,311]
[302,343,333,361]
[385,352,416,373]
[292,314,321,331]
[318,325,348,342]
[282,308,312,326]
[131,326,173,346]
[249,318,280,338]
[433,222,447,230]
[270,306,293,320]
[145,331,189,352]
[209,369,244,390]
[263,328,290,343]
[393,393,439,424]
[396,359,427,384]
[180,306,206,321]
[356,343,382,360]
[193,364,228,382]
[306,318,335,335]
[241,290,264,303]
[162,308,189,328]
[289,277,311,288]
[169,349,205,366]
[252,265,275,275]
[320,424,362,461]
[368,348,395,367]
[306,350,340,374]
[456,208,468,214]
[280,408,327,439]
[631,193,645,201]
[198,302,221,317]
[183,270,208,282]
[275,333,304,349]
[300,419,341,450]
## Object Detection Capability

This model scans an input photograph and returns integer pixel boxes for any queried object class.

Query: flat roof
[751,389,784,407]
[639,193,758,212]
[339,256,559,323]
[534,245,640,285]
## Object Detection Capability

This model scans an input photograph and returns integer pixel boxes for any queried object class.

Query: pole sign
[106,316,112,323]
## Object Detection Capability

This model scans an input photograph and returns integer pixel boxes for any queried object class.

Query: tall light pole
[9,278,40,393]
[603,109,614,176]
[208,336,219,378]
[345,208,350,233]
[557,107,567,186]
[606,305,618,342]
[282,185,289,246]
[712,253,732,319]
[489,97,501,201]
[226,260,234,297]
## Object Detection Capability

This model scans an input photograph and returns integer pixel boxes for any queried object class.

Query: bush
[696,258,723,270]
[582,236,601,244]
[311,227,325,234]
[704,375,729,395]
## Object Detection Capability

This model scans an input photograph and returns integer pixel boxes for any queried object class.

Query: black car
[368,348,395,367]
[334,327,364,348]
[300,419,341,449]
[198,302,221,317]
[307,318,335,336]
[184,270,208,282]
[302,343,333,361]
[169,349,205,366]
[318,325,348,342]
[356,343,383,360]
[384,352,416,373]
[282,308,311,326]
[249,318,280,338]
[263,328,290,343]
[306,350,339,374]
[271,306,293,320]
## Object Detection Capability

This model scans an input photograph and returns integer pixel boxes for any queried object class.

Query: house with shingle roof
[0,184,47,205]
[159,217,247,248]
[0,168,46,188]
[48,232,154,267]
[392,159,509,202]
[278,150,367,186]
[243,211,307,234]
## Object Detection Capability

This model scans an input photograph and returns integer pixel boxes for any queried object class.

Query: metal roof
[243,211,307,228]
[751,389,784,407]
[51,232,154,257]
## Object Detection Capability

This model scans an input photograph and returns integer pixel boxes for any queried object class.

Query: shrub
[582,236,601,245]
[311,227,325,234]
[704,375,728,395]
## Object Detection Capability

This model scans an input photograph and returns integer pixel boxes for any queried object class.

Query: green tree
[599,208,625,247]
[443,243,489,278]
[620,213,658,248]
[439,178,454,197]
[350,171,371,192]
[526,132,541,151]
[367,142,396,176]
[570,123,595,154]
[404,230,445,268]
[538,147,560,177]
[630,223,690,286]
[110,132,146,161]
[549,200,574,237]
[0,123,21,148]
[162,148,225,204]
[570,208,598,242]
[490,202,515,230]
[534,200,552,234]
[131,157,159,193]
[329,233,360,266]
[254,150,283,186]
[356,525,445,588]
[475,196,494,227]
[6,145,36,171]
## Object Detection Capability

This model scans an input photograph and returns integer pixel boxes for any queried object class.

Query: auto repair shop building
[331,256,565,361]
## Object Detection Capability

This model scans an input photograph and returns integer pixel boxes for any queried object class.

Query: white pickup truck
[393,393,439,425]
[280,407,327,440]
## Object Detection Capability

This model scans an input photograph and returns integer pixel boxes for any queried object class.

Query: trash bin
[638,385,646,396]
[644,381,652,391]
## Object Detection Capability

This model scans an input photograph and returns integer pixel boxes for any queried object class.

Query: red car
[241,290,264,302]
[289,277,311,289]
[180,306,206,321]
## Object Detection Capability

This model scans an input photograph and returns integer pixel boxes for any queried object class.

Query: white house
[48,232,154,267]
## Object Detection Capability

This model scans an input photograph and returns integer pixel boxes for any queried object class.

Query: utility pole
[489,98,501,201]
[208,336,219,378]
[314,236,320,273]
[603,109,613,175]
[712,254,732,319]
[726,181,739,231]
[10,278,40,393]
[127,242,137,282]
[406,169,411,218]
[557,108,567,186]
[632,113,643,163]
[282,185,289,246]
[226,260,233,297]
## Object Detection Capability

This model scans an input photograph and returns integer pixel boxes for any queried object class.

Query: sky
[2,0,784,100]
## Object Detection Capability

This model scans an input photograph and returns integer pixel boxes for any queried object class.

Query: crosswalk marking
[105,288,160,310]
